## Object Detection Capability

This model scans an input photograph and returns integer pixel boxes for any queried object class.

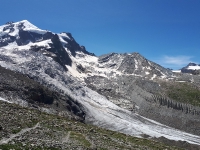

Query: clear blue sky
[0,0,199,69]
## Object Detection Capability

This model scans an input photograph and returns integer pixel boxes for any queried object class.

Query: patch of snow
[187,66,200,70]
[58,35,68,46]
[146,66,151,70]
[0,97,12,103]
[134,59,138,69]
[150,74,157,80]
[172,70,181,73]
[66,63,86,80]
[175,81,186,83]
[3,39,52,51]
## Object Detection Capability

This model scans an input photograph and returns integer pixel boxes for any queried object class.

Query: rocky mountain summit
[1,20,200,149]
[181,62,200,75]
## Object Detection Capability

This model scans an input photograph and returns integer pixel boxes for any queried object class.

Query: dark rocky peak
[16,30,41,46]
[98,52,173,77]
[98,53,117,63]
[117,52,150,74]
[60,32,95,57]
[79,45,95,56]
[43,31,54,40]
[187,62,199,67]
[48,34,72,68]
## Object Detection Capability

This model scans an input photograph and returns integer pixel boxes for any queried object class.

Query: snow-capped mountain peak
[0,20,46,37]
[14,20,39,29]
[181,62,200,74]
[0,20,95,71]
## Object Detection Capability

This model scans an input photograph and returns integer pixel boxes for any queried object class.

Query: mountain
[181,62,200,75]
[0,20,200,148]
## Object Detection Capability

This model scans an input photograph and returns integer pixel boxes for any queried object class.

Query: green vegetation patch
[70,131,91,148]
[161,82,200,107]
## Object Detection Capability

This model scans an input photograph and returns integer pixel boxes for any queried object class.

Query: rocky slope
[0,65,84,120]
[0,20,200,147]
[2,100,196,150]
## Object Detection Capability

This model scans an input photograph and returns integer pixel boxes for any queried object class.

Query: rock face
[0,65,85,121]
[1,20,200,145]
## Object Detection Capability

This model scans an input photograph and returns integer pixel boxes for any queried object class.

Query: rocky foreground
[1,100,200,150]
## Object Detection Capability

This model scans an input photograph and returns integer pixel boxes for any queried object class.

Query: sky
[0,0,199,70]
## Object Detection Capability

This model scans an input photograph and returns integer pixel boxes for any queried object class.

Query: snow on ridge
[187,65,200,70]
[3,39,52,51]
[23,28,48,35]
[59,32,70,39]
[14,20,39,29]
[58,35,68,46]
[0,20,44,37]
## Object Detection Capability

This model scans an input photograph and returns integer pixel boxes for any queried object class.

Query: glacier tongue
[72,85,200,145]
[0,49,200,145]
